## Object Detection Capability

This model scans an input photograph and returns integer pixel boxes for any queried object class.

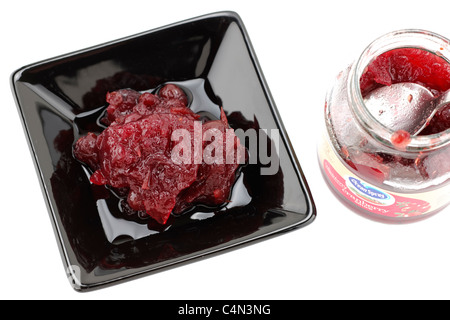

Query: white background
[2,0,450,300]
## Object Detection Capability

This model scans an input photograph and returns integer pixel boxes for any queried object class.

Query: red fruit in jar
[360,48,450,135]
[391,130,411,148]
[74,84,243,225]
[345,150,390,185]
[352,47,450,184]
[421,104,450,135]
[360,48,450,97]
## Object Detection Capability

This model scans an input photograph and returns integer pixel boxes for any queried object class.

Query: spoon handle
[433,89,450,112]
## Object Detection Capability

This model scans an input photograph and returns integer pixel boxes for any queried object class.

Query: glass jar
[318,30,450,222]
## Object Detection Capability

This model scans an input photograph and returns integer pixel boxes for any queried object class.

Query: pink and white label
[323,159,431,218]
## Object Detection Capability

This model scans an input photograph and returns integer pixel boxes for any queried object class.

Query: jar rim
[348,29,450,152]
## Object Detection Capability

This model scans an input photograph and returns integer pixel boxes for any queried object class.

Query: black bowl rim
[9,10,316,292]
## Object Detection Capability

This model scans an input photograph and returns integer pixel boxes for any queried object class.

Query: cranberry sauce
[324,46,450,194]
[73,79,247,231]
[360,47,450,135]
[341,48,450,186]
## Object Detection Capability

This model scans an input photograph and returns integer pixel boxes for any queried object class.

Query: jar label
[319,135,448,219]
[323,159,431,218]
[345,176,395,206]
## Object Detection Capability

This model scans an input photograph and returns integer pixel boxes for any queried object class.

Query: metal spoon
[363,82,450,135]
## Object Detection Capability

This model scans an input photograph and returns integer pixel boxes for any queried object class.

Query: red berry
[138,92,160,107]
[158,84,188,106]
[422,105,450,135]
[391,130,411,148]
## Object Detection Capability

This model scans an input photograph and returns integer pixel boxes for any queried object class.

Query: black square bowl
[10,11,316,291]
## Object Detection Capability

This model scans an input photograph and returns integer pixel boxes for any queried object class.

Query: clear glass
[319,30,450,222]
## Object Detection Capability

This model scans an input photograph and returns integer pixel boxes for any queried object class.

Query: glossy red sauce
[360,48,450,135]
[74,84,242,225]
